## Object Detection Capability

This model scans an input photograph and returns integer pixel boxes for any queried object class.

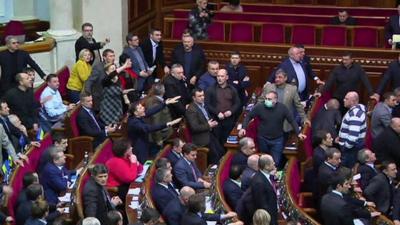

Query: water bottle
[84,151,89,166]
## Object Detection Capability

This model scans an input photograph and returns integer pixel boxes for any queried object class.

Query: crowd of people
[1,1,400,225]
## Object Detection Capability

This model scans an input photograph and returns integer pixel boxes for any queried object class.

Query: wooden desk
[125,182,144,224]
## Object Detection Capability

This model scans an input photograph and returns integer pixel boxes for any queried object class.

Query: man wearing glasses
[75,22,110,64]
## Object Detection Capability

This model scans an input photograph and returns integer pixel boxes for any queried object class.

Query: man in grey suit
[371,92,397,138]
[260,68,309,134]
[123,33,152,92]
[84,49,131,111]
[0,124,25,167]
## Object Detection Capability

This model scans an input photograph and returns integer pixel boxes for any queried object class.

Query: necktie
[1,117,10,133]
[88,110,101,131]
[190,162,198,181]
[270,175,277,193]
[168,183,178,196]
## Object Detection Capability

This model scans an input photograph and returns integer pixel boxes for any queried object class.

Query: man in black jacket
[75,23,109,64]
[376,54,400,97]
[0,37,46,96]
[373,118,400,164]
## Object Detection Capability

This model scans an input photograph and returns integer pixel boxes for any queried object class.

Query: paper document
[128,188,140,195]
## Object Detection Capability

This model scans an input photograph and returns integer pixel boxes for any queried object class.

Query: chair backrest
[291,25,316,45]
[352,27,378,48]
[3,20,25,45]
[172,20,188,39]
[216,151,234,212]
[34,83,48,104]
[245,117,260,149]
[208,22,225,41]
[230,23,253,42]
[66,104,82,138]
[56,66,70,100]
[287,159,301,204]
[261,24,285,44]
[321,26,347,46]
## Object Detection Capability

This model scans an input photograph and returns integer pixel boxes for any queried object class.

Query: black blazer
[373,126,400,164]
[140,38,166,68]
[162,198,185,225]
[180,212,207,225]
[74,36,102,64]
[76,107,106,148]
[315,162,338,202]
[357,164,378,190]
[163,74,191,119]
[320,192,354,225]
[364,173,394,214]
[376,60,400,94]
[0,49,46,94]
[171,43,206,82]
[312,106,342,139]
[250,171,278,225]
[385,15,400,41]
[204,84,241,119]
[151,183,179,213]
[231,151,248,168]
[223,179,244,210]
[83,177,113,225]
[167,150,182,167]
[185,102,211,147]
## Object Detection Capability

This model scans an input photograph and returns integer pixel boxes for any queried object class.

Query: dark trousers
[257,135,284,165]
[214,116,236,146]
[207,133,225,165]
[341,145,362,168]
[68,89,81,103]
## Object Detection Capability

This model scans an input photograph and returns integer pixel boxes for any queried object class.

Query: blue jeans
[257,136,284,165]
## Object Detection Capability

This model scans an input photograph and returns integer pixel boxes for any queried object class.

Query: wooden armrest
[65,154,74,159]
[196,147,209,153]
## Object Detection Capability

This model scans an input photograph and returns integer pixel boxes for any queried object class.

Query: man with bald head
[205,69,241,145]
[231,137,256,168]
[249,154,278,225]
[171,34,206,87]
[373,118,400,164]
[312,98,342,139]
[268,46,322,101]
[241,154,259,191]
[0,37,46,96]
[338,91,367,168]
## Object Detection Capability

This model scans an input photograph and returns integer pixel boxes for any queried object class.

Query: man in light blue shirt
[39,74,75,132]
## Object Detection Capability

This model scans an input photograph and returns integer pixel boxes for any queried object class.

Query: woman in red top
[106,138,143,200]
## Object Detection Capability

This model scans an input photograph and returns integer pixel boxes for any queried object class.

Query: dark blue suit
[197,72,216,91]
[268,57,314,101]
[40,162,72,204]
[24,218,46,225]
[173,158,203,189]
[181,212,207,225]
[231,151,248,168]
[167,150,182,167]
[151,183,179,213]
[163,198,184,225]
[127,103,167,163]
[77,107,107,148]
[240,167,256,191]
[226,63,251,105]
[223,179,244,209]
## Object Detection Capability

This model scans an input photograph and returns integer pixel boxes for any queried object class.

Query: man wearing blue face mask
[239,91,306,165]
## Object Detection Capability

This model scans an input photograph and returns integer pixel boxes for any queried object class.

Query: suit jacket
[197,72,216,91]
[163,74,191,119]
[205,84,241,119]
[162,198,185,225]
[127,103,167,163]
[364,173,394,214]
[84,61,106,110]
[377,60,400,94]
[315,162,338,202]
[171,43,206,82]
[140,38,166,68]
[357,164,378,190]
[312,105,342,139]
[24,218,47,225]
[0,124,18,166]
[173,157,204,189]
[231,151,248,168]
[268,57,315,100]
[373,126,400,164]
[74,36,102,64]
[76,107,106,148]
[167,150,183,167]
[259,83,306,132]
[226,63,251,104]
[151,183,179,213]
[180,212,207,225]
[185,102,211,147]
[371,102,392,138]
[236,188,256,225]
[223,179,244,209]
[40,162,71,204]
[250,171,278,225]
[385,15,400,41]
[83,177,113,225]
[240,167,256,191]
[320,192,354,225]
[312,146,326,175]
[0,49,45,95]
[123,46,149,73]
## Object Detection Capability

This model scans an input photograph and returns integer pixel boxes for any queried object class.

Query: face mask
[264,100,273,108]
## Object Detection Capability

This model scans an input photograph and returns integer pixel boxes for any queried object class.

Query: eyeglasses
[11,41,19,44]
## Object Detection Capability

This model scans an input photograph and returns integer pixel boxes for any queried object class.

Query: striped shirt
[338,104,367,149]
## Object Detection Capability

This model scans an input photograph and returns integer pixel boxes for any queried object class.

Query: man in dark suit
[373,118,400,165]
[241,154,259,191]
[83,164,123,225]
[167,138,185,166]
[40,150,74,204]
[268,46,323,101]
[250,154,278,225]
[185,88,223,164]
[376,54,400,96]
[320,174,354,225]
[223,165,244,210]
[24,199,50,225]
[127,98,181,163]
[226,51,251,107]
[151,168,179,213]
[163,64,191,119]
[312,98,342,139]
[0,37,46,96]
[75,23,109,64]
[0,100,24,143]
[171,35,206,87]
[77,93,116,148]
[356,148,378,190]
[364,160,397,215]
[231,137,256,168]
[205,69,241,146]
[173,143,211,189]
[385,5,400,48]
[140,28,170,85]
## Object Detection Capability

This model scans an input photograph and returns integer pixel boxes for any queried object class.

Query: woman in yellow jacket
[67,49,92,103]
